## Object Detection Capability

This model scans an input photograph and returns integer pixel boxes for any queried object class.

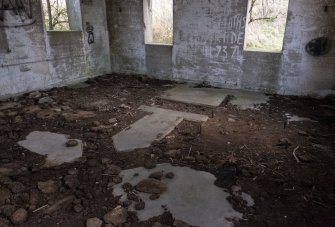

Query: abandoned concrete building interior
[0,0,334,226]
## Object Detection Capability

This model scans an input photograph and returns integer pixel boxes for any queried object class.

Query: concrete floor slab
[114,163,253,227]
[139,105,209,122]
[112,106,208,152]
[161,85,269,109]
[161,85,227,107]
[18,131,83,167]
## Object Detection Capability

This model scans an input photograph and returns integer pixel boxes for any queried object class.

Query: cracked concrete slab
[114,163,253,227]
[161,85,269,109]
[18,131,83,167]
[112,106,208,152]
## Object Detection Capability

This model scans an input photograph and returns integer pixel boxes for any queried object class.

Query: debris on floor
[0,75,334,227]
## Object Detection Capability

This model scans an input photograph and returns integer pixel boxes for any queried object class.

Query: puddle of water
[114,164,254,227]
[18,131,83,167]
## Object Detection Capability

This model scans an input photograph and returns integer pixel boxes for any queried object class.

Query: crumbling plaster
[0,0,110,98]
[107,0,335,96]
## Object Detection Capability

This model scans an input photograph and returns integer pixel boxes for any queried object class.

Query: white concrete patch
[285,113,317,122]
[18,131,83,167]
[161,85,269,110]
[114,164,254,227]
[112,106,208,152]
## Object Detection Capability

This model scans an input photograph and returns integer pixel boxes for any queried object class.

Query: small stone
[73,204,84,213]
[64,175,80,189]
[66,139,79,147]
[10,208,28,225]
[297,130,308,136]
[119,104,131,109]
[28,91,42,99]
[149,171,163,180]
[228,118,236,122]
[164,149,181,158]
[165,172,175,179]
[103,206,127,225]
[108,118,117,124]
[149,194,160,200]
[0,188,11,205]
[135,179,167,194]
[38,96,53,104]
[104,165,121,175]
[134,200,145,210]
[37,180,59,194]
[173,219,190,227]
[183,156,195,162]
[86,217,103,227]
[61,106,71,111]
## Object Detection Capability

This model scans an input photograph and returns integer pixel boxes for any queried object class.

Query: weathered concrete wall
[107,0,335,95]
[0,0,110,98]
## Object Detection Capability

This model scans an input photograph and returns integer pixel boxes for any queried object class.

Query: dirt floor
[0,74,334,227]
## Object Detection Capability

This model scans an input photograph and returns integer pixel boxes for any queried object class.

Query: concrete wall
[0,0,110,98]
[107,0,335,95]
[1,0,334,98]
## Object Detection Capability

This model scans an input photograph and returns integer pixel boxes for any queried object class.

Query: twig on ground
[293,146,300,163]
[33,204,48,213]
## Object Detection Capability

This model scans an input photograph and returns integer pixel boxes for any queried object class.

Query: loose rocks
[10,208,28,225]
[86,217,103,227]
[103,206,127,225]
[135,179,167,194]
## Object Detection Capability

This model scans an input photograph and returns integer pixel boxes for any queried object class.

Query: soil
[0,74,334,227]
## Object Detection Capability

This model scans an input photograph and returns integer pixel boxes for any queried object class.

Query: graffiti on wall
[306,37,332,57]
[198,14,246,62]
[86,22,94,44]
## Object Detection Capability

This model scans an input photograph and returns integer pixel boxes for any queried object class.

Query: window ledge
[47,30,82,33]
[145,42,173,47]
[243,48,283,54]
